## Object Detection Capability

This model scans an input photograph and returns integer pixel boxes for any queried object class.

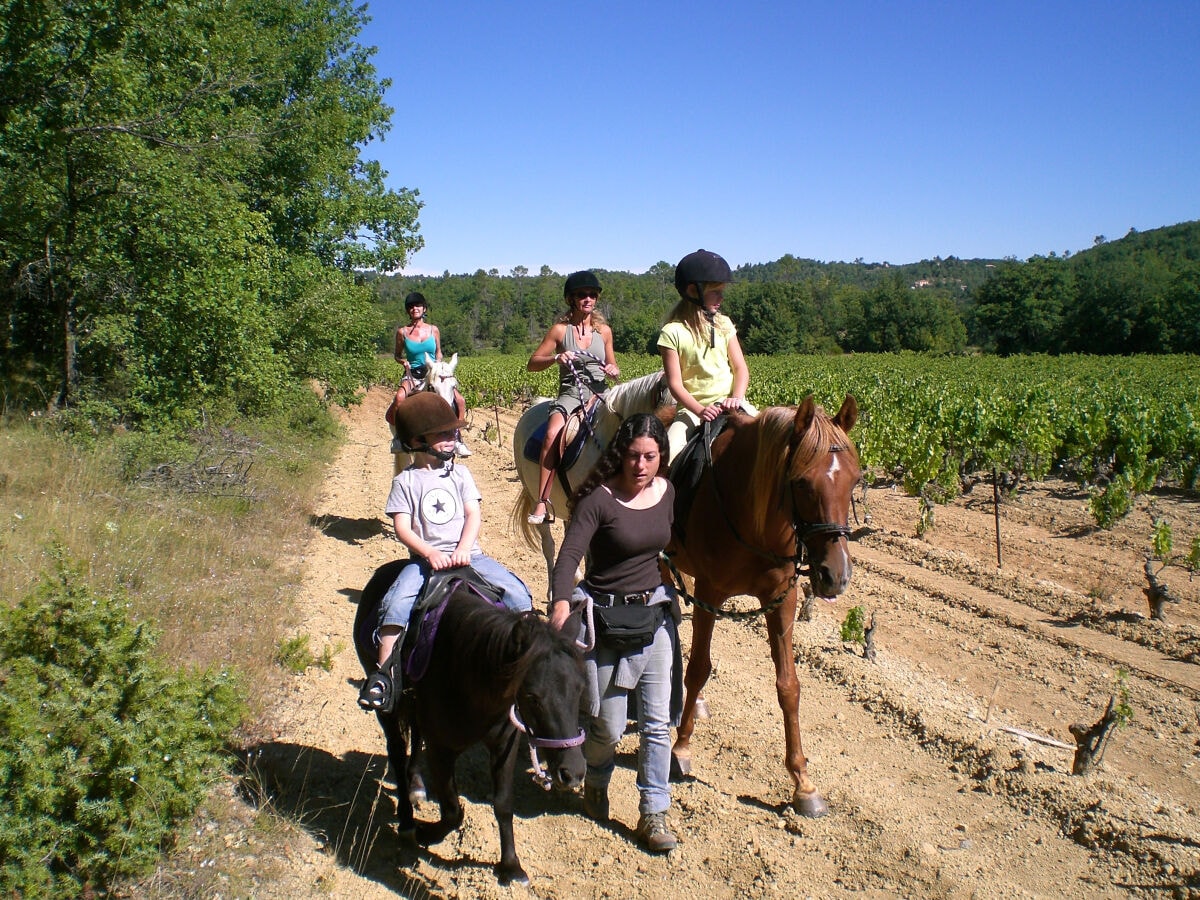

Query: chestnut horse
[667,395,860,816]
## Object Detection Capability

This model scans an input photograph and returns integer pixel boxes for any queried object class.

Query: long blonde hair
[665,285,733,345]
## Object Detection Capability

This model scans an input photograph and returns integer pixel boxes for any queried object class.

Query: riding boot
[381,632,405,698]
[359,628,406,713]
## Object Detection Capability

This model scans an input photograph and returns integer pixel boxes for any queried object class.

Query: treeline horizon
[372,220,1200,359]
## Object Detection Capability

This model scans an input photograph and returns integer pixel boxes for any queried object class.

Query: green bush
[0,553,245,898]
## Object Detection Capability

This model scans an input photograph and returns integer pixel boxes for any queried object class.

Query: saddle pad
[405,567,507,682]
[521,408,594,469]
[669,415,729,543]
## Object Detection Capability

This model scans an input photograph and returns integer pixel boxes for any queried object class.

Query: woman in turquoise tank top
[388,292,471,456]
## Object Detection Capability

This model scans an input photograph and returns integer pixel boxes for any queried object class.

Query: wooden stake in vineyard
[993,466,1003,569]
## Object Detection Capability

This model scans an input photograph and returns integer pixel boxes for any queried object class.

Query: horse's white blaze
[825,453,841,482]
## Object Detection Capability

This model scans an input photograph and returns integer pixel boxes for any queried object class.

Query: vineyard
[455,352,1200,530]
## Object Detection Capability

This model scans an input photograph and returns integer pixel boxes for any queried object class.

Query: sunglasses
[571,289,600,300]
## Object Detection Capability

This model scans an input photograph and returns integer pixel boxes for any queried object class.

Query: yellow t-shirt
[657,316,736,407]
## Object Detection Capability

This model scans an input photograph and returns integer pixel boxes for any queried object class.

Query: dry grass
[0,408,345,895]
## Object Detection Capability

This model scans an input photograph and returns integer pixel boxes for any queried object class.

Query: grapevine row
[445,352,1200,525]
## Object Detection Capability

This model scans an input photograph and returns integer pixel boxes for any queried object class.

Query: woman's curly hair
[568,413,669,513]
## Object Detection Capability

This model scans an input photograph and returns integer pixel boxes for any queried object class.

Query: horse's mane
[745,405,859,540]
[444,591,575,691]
[603,372,668,417]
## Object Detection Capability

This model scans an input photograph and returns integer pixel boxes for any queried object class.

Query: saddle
[522,396,602,494]
[668,416,730,544]
[403,566,506,683]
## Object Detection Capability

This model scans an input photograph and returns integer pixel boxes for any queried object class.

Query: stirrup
[358,670,394,713]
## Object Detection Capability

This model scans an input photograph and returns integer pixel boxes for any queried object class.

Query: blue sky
[357,1,1199,276]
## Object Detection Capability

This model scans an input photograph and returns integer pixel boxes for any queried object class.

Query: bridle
[508,703,585,791]
[665,431,856,620]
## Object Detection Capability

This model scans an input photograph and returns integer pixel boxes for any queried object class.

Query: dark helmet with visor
[674,249,732,302]
[563,270,602,298]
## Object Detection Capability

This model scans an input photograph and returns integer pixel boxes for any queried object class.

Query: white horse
[511,371,671,599]
[390,352,464,475]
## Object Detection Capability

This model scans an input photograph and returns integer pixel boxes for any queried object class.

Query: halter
[508,703,586,792]
[666,432,853,621]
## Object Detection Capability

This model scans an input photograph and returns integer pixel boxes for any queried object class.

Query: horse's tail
[511,491,542,550]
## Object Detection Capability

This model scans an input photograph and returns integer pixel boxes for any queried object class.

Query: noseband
[509,703,585,791]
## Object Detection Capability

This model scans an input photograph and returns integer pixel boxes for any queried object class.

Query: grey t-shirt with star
[385,463,483,555]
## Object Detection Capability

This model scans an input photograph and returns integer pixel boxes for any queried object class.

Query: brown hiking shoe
[583,784,609,822]
[635,811,677,852]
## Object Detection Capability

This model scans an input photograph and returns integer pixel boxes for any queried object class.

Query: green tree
[844,276,966,353]
[0,0,422,422]
[972,256,1073,354]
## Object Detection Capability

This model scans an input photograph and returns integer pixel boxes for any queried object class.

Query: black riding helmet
[393,393,465,451]
[674,249,732,304]
[404,291,429,311]
[563,270,602,298]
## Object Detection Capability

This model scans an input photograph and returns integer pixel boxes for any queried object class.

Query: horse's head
[424,352,459,408]
[513,619,586,791]
[784,394,861,598]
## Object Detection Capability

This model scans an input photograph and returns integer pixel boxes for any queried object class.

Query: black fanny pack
[592,602,664,651]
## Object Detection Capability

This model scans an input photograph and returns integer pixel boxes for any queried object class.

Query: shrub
[0,552,244,898]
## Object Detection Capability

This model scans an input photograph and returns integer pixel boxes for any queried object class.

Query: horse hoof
[397,827,417,847]
[496,866,530,886]
[793,790,829,818]
[670,753,691,779]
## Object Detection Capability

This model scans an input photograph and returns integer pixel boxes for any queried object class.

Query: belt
[591,589,654,607]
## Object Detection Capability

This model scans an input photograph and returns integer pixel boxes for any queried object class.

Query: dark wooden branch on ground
[1069,694,1120,775]
[1142,558,1180,621]
[863,612,877,661]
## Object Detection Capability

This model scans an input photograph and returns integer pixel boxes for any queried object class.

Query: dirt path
[255,387,1200,899]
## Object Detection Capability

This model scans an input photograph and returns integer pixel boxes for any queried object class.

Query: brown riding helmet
[393,393,465,447]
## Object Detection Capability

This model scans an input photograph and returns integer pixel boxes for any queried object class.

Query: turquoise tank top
[402,328,438,367]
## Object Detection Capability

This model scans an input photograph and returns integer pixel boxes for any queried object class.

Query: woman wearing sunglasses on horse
[524,271,621,524]
[549,412,682,854]
[389,291,471,457]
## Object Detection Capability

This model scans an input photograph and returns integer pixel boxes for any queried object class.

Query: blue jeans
[584,613,674,816]
[377,554,532,630]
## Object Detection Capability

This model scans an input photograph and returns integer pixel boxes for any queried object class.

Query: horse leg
[765,598,828,818]
[671,604,716,778]
[376,710,415,839]
[537,520,556,603]
[489,729,529,885]
[406,720,427,807]
[414,745,463,846]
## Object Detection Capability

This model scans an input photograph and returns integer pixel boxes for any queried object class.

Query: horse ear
[834,394,858,433]
[447,352,458,371]
[424,351,435,367]
[793,395,816,437]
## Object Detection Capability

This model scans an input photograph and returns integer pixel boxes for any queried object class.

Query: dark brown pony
[354,561,587,885]
[668,395,860,816]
